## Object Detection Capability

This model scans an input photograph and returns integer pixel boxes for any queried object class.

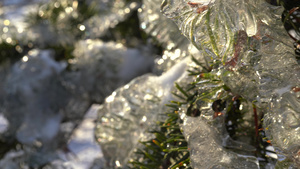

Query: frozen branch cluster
[1,0,298,168]
[161,0,300,167]
[97,0,300,168]
[95,59,188,168]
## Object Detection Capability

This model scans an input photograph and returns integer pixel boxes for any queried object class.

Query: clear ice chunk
[95,58,189,168]
[176,73,260,168]
[139,0,188,49]
[140,0,207,75]
[182,116,259,169]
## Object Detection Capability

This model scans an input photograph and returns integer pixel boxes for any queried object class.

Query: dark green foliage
[0,138,19,160]
[129,102,191,169]
[0,43,22,63]
[100,10,148,48]
[128,71,204,169]
[45,44,74,61]
[0,42,32,64]
[26,0,97,40]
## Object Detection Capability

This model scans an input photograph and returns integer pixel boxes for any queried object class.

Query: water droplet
[115,160,121,167]
[78,24,86,31]
[125,8,130,14]
[54,2,60,8]
[3,27,8,33]
[65,7,73,14]
[6,37,12,44]
[22,56,29,62]
[3,20,10,26]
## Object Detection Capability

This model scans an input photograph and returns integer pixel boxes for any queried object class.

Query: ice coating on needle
[161,0,290,64]
[139,0,188,49]
[174,67,261,168]
[95,58,188,168]
[139,0,191,74]
[182,116,259,169]
[161,0,300,167]
[139,0,211,76]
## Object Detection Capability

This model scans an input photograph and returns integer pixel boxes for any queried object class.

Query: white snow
[158,57,188,88]
[60,104,103,169]
[0,114,9,134]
